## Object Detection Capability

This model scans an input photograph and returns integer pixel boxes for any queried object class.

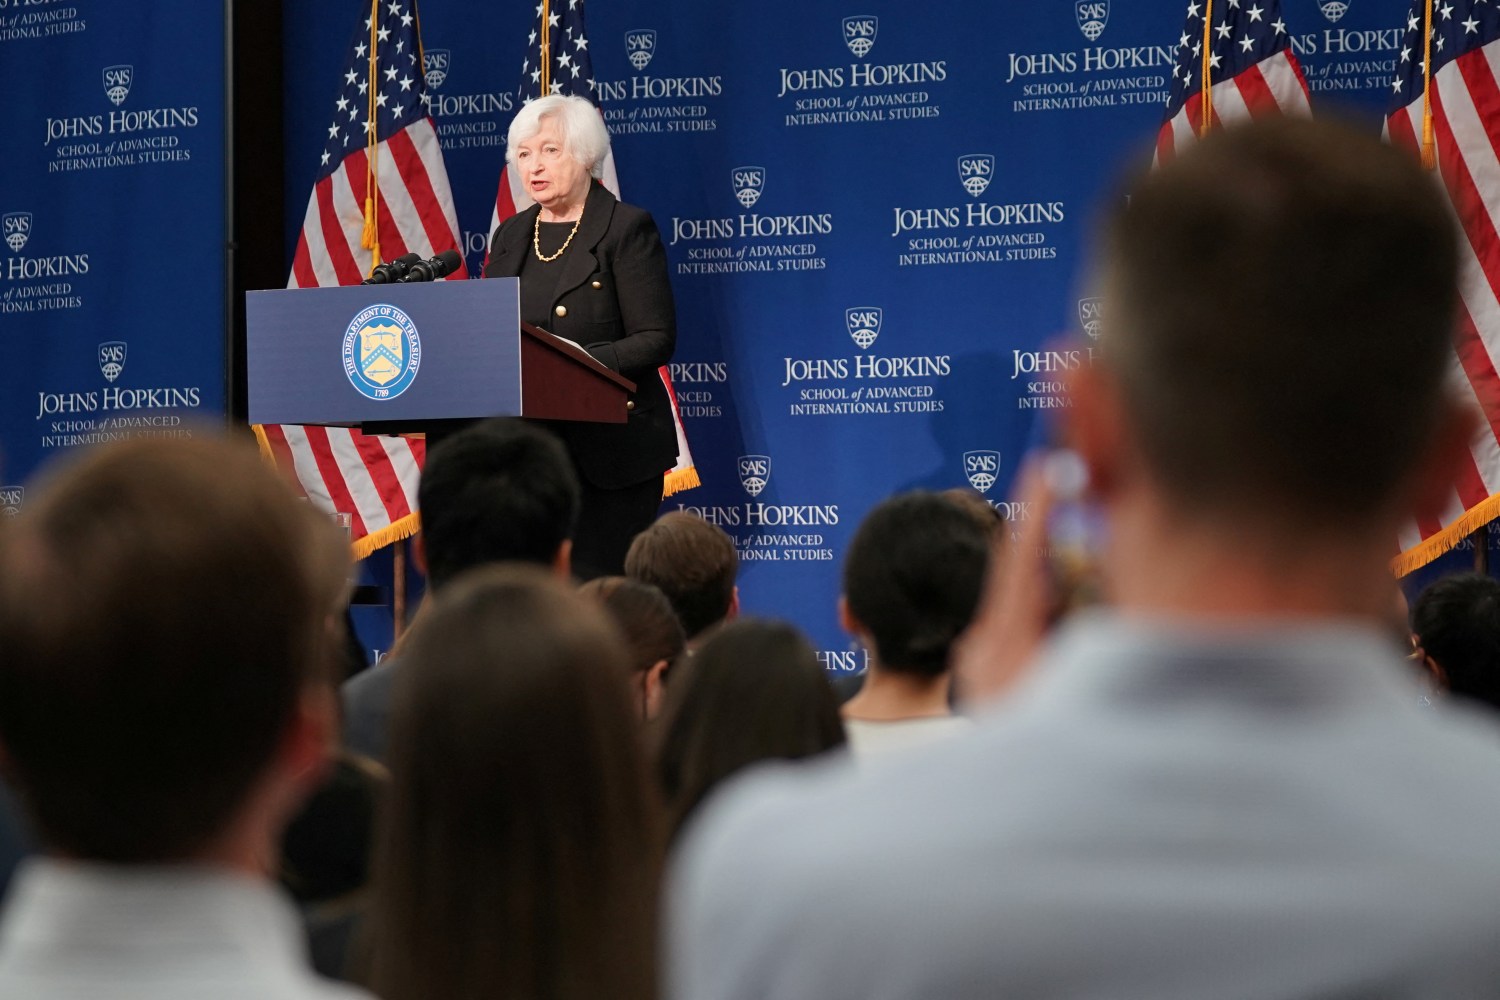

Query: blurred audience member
[1412,572,1500,711]
[364,567,660,1000]
[580,576,687,720]
[656,620,845,839]
[669,119,1500,999]
[626,511,739,647]
[839,493,988,755]
[342,417,580,762]
[0,786,30,906]
[279,752,386,981]
[941,487,1007,541]
[0,435,360,999]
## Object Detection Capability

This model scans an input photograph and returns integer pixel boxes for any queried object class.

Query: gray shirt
[669,614,1500,1000]
[0,860,371,1000]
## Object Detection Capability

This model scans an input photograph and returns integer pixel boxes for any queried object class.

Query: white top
[670,613,1500,1000]
[0,859,371,1000]
[842,716,972,757]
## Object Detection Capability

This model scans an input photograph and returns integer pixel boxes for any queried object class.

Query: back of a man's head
[1412,573,1500,710]
[625,511,738,641]
[0,435,346,863]
[418,418,580,589]
[1104,117,1458,528]
[843,492,989,677]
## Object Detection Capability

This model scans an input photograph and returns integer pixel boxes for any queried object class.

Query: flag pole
[1199,0,1214,137]
[540,0,551,95]
[362,0,382,267]
[1421,0,1436,169]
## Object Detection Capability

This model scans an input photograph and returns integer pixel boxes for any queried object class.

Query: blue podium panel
[246,279,522,425]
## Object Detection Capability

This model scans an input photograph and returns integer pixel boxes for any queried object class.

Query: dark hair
[843,492,990,677]
[367,566,661,1000]
[1106,117,1458,525]
[655,619,845,837]
[0,435,348,862]
[280,752,385,905]
[579,576,686,678]
[625,511,737,639]
[418,418,580,589]
[941,487,1007,543]
[1412,573,1500,711]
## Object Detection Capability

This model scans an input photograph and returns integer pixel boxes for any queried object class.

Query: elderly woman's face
[514,116,590,216]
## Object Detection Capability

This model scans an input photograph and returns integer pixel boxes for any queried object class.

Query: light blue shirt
[669,614,1500,1000]
[0,860,370,1000]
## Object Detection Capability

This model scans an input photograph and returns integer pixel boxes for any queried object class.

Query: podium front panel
[246,280,522,426]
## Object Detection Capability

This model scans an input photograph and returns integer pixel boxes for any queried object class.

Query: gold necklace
[533,209,582,263]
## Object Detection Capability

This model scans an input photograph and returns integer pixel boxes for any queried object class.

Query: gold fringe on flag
[1421,0,1436,169]
[354,512,421,561]
[1199,0,1214,138]
[662,466,702,498]
[362,0,382,265]
[251,423,274,461]
[252,424,417,561]
[1392,493,1500,577]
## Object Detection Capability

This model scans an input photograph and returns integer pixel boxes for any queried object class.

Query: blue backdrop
[0,3,225,502]
[283,0,1429,663]
[0,2,1458,667]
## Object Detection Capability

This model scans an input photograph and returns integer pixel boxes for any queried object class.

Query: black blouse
[518,221,578,333]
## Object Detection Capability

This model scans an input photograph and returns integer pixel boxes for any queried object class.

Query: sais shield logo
[957,154,994,198]
[0,486,22,518]
[1075,1,1109,42]
[98,341,127,383]
[963,451,1001,494]
[2,212,32,253]
[842,15,878,58]
[1320,0,1350,22]
[423,50,451,91]
[1077,296,1103,340]
[845,307,882,350]
[732,166,765,209]
[737,455,771,498]
[625,29,657,71]
[103,64,134,106]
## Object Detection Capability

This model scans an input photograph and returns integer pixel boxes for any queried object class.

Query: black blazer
[483,182,678,489]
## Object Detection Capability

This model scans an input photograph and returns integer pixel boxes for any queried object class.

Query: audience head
[1412,573,1500,711]
[1091,117,1463,538]
[579,576,686,719]
[280,751,385,906]
[625,511,739,641]
[656,619,845,837]
[0,434,349,863]
[941,487,1007,543]
[368,565,660,1000]
[418,418,580,589]
[841,492,990,678]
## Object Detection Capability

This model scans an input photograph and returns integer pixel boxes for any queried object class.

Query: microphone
[361,252,422,285]
[399,249,463,283]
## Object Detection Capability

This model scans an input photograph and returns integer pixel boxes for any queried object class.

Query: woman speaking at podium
[483,94,678,579]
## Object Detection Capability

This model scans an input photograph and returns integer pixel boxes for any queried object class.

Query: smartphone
[1042,449,1107,617]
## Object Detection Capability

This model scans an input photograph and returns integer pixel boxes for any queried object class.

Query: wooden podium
[245,278,635,433]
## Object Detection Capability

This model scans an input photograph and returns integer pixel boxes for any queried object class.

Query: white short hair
[506,95,611,178]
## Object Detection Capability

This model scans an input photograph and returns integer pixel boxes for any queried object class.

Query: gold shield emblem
[358,322,406,387]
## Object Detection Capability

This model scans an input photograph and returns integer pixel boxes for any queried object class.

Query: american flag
[1387,0,1500,572]
[486,0,699,497]
[1156,0,1311,164]
[264,0,464,558]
